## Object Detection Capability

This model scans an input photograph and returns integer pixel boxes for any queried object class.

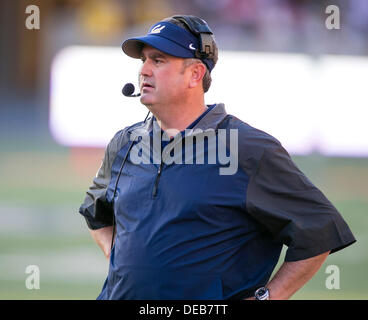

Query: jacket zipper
[152,161,163,197]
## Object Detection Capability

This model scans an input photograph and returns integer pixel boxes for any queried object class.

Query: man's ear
[188,63,206,89]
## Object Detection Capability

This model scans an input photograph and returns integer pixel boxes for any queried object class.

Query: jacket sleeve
[78,129,127,230]
[245,138,356,262]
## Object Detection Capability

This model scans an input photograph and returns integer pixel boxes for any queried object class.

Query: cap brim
[122,35,195,59]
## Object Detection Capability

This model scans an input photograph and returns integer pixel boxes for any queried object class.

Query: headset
[172,15,215,60]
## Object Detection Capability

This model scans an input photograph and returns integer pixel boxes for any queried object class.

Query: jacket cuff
[79,204,113,230]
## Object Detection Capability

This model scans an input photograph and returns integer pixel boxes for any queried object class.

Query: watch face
[257,288,267,296]
[255,287,269,300]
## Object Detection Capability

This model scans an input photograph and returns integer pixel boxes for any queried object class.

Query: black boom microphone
[122,83,141,97]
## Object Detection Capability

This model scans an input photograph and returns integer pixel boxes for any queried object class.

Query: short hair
[162,16,219,93]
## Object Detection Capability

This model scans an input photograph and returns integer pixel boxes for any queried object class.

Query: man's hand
[89,226,114,260]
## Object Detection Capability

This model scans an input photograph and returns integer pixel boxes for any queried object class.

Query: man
[79,15,356,300]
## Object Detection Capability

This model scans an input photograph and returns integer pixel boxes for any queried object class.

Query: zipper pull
[152,162,163,197]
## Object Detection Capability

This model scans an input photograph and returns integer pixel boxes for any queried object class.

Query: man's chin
[140,96,151,105]
[140,93,156,106]
[140,96,155,110]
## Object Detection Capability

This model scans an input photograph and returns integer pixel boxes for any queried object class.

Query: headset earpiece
[172,15,215,60]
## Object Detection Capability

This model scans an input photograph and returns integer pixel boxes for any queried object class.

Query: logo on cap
[189,43,196,50]
[150,25,166,34]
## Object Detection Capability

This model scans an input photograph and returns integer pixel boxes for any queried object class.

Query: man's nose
[140,60,153,77]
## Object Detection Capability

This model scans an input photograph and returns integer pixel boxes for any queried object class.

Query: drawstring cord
[110,111,151,250]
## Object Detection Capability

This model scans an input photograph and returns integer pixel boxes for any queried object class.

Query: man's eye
[154,59,163,64]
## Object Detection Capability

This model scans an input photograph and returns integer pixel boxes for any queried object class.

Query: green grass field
[0,145,367,300]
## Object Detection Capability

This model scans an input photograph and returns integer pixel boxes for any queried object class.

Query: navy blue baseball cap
[122,21,215,72]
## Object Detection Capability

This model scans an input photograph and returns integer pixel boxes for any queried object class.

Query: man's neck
[150,99,208,135]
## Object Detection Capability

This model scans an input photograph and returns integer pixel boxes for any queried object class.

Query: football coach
[78,15,356,300]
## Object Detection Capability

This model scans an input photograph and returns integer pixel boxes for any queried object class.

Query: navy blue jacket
[79,103,355,299]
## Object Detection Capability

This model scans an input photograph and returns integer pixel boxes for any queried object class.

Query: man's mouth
[142,82,154,90]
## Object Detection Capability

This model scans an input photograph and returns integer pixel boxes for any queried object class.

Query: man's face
[138,45,189,108]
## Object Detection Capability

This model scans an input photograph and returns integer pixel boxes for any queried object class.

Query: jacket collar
[192,103,227,131]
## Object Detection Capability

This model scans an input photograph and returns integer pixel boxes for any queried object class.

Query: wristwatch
[254,287,270,300]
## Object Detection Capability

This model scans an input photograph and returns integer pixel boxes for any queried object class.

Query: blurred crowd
[39,0,368,54]
[64,0,368,54]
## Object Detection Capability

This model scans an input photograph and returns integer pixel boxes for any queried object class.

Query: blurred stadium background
[0,0,367,299]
